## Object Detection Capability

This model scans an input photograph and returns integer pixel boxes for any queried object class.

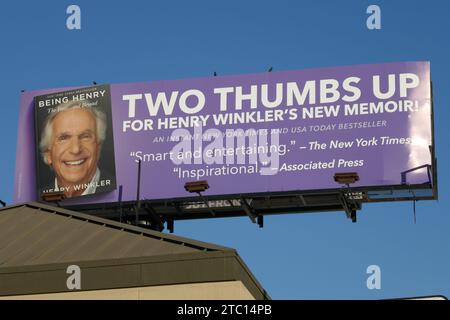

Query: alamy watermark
[366,264,381,290]
[366,5,381,30]
[66,265,81,290]
[66,5,81,30]
[168,124,284,179]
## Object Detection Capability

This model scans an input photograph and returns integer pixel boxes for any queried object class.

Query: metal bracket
[143,203,164,231]
[197,193,216,217]
[166,218,174,233]
[401,164,432,185]
[241,198,257,223]
[339,193,358,223]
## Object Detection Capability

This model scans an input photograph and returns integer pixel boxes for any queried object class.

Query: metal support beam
[241,198,257,223]
[167,219,174,233]
[227,199,236,208]
[143,203,164,231]
[197,193,216,217]
[173,203,184,216]
[257,215,264,228]
[339,193,358,223]
[135,160,142,226]
[298,195,306,206]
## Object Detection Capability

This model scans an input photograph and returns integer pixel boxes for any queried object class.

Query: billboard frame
[16,62,438,230]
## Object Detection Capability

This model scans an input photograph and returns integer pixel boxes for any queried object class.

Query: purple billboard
[14,61,434,206]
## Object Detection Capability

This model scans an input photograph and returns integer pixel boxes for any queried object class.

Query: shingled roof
[0,202,269,299]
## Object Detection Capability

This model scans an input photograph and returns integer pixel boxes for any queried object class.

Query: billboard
[14,61,435,207]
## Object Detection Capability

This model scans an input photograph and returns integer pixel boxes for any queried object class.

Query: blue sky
[0,0,449,299]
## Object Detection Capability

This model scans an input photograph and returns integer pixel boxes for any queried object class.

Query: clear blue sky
[0,0,449,299]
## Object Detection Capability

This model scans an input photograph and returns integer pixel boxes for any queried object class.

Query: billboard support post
[118,185,123,223]
[143,203,164,231]
[198,193,216,217]
[184,181,216,217]
[241,197,257,224]
[257,215,264,228]
[167,219,174,233]
[335,172,361,223]
[135,160,142,226]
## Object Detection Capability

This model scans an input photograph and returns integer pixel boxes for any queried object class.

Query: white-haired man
[39,101,112,198]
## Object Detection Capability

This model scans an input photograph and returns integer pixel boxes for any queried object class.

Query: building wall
[0,280,255,300]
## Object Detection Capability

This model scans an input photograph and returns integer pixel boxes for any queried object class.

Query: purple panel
[14,61,433,205]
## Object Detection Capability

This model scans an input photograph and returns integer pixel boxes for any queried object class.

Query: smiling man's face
[46,108,100,189]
